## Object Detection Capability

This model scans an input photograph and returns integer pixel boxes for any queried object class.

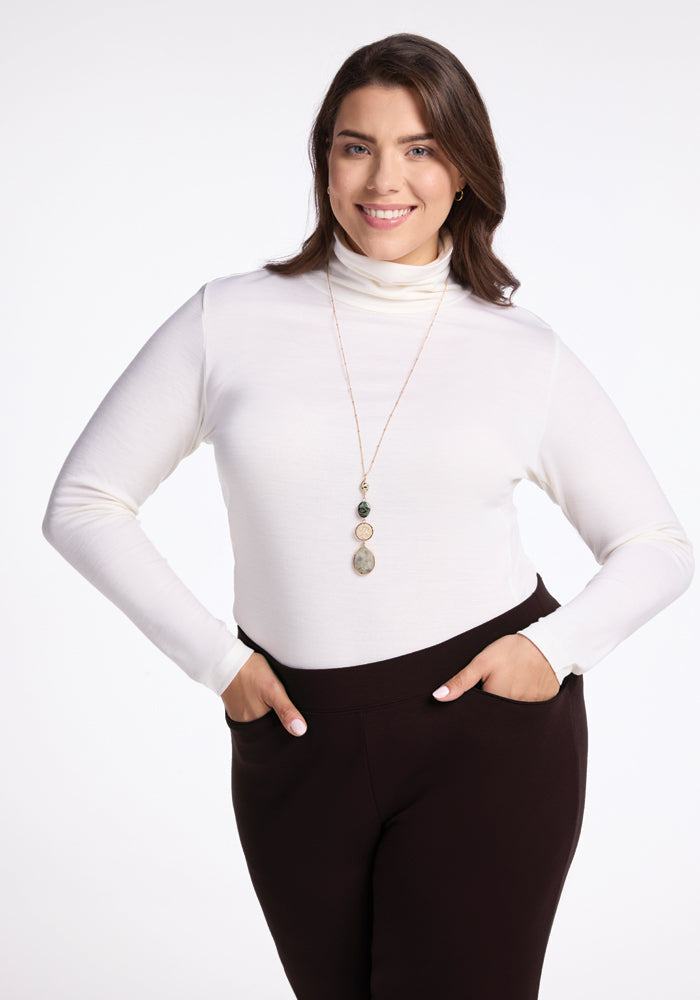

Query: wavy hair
[266,33,519,306]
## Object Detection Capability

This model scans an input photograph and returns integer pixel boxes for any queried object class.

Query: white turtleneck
[43,236,693,694]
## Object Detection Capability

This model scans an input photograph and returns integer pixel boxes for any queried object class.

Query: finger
[268,686,308,736]
[432,664,481,701]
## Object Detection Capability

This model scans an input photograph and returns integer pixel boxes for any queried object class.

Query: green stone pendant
[353,543,375,575]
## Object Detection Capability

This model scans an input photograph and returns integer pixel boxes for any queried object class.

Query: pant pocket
[225,705,276,730]
[471,672,572,708]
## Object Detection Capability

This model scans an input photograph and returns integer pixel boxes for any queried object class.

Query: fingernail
[432,685,450,699]
[290,719,307,736]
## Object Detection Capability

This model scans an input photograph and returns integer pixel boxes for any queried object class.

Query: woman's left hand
[432,634,560,703]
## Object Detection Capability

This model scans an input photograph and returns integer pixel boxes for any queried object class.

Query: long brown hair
[266,33,519,306]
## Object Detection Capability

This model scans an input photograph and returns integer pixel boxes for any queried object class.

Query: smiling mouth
[359,205,415,219]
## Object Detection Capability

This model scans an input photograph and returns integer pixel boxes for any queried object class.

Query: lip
[356,204,416,230]
[361,203,415,210]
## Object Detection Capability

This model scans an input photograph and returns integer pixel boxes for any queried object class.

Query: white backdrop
[2,1,699,997]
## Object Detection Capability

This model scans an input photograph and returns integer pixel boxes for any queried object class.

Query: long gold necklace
[326,268,449,574]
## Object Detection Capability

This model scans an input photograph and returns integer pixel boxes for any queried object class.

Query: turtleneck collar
[301,229,470,314]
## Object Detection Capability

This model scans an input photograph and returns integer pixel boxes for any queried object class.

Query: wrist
[514,632,551,668]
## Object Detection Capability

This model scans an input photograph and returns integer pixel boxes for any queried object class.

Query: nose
[367,152,401,194]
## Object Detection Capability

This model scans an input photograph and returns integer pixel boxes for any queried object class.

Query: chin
[346,232,423,263]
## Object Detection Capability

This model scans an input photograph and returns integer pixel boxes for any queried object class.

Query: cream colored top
[43,235,693,693]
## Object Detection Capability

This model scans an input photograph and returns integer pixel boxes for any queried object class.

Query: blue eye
[408,147,431,157]
[346,144,369,155]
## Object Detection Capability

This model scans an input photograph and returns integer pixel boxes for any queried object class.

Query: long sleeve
[518,335,694,683]
[42,287,253,695]
[43,253,694,689]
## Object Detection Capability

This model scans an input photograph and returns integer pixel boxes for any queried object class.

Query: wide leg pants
[226,576,587,999]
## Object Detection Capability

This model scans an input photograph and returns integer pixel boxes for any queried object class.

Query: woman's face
[327,85,465,266]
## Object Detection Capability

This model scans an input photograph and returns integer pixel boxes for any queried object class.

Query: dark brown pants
[226,577,587,999]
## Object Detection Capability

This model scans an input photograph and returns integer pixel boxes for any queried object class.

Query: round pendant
[353,544,375,575]
[355,522,374,541]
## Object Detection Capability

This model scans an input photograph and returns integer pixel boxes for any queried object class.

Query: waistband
[237,575,559,713]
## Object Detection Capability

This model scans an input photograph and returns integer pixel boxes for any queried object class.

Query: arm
[517,335,693,682]
[42,286,253,695]
[433,331,693,704]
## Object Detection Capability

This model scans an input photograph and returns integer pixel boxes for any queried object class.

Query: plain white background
[2,1,699,997]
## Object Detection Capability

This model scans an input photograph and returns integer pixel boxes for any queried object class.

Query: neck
[320,229,467,314]
[337,229,440,267]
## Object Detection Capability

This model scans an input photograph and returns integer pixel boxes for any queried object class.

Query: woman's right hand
[221,651,308,736]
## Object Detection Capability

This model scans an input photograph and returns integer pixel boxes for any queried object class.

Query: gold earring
[327,187,330,195]
[454,189,464,202]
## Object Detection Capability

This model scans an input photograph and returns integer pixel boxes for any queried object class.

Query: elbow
[677,534,695,594]
[42,480,138,559]
[42,481,77,555]
[648,526,694,603]
[600,521,694,602]
[669,544,694,614]
[42,495,64,552]
[659,523,695,595]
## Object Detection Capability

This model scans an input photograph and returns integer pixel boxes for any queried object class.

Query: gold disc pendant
[353,543,375,575]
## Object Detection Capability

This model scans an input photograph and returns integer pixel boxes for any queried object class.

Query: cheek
[414,167,457,205]
[332,166,363,200]
[421,182,455,213]
[327,164,360,230]
[328,170,346,204]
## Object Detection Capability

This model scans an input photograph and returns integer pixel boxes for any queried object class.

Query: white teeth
[362,207,412,219]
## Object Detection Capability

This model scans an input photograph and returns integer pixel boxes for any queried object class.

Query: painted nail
[290,719,307,736]
[432,685,450,699]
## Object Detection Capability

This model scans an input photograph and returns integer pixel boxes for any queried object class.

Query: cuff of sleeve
[207,638,257,696]
[517,623,575,686]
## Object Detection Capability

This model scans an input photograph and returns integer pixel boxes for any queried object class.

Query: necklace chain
[326,267,449,575]
[326,269,449,484]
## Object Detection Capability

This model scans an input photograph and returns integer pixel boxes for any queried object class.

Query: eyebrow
[335,129,435,144]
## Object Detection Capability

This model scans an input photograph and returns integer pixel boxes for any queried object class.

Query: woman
[43,33,693,1000]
